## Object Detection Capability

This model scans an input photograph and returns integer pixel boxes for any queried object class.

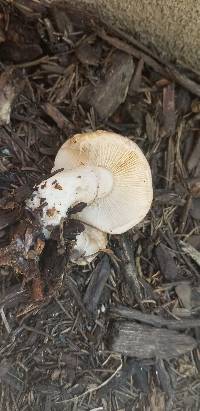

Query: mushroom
[27,130,153,264]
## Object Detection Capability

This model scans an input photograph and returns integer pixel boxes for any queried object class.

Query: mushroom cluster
[27,130,153,264]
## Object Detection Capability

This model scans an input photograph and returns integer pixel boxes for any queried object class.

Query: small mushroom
[27,130,153,264]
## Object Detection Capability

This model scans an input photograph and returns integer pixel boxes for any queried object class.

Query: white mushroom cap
[53,130,153,234]
[70,224,108,265]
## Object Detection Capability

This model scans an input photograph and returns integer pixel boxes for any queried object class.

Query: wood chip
[180,241,200,268]
[186,234,200,251]
[76,42,101,66]
[128,58,144,95]
[51,5,74,35]
[187,135,200,174]
[155,360,173,397]
[155,243,178,281]
[0,27,5,43]
[117,233,144,305]
[145,112,157,143]
[174,285,200,314]
[191,99,200,113]
[176,284,192,310]
[84,255,110,314]
[43,102,74,131]
[149,385,166,411]
[190,198,200,220]
[176,88,191,115]
[0,42,43,64]
[187,177,200,198]
[0,359,11,379]
[109,321,197,359]
[162,83,176,136]
[0,209,21,230]
[80,51,134,120]
[32,277,44,302]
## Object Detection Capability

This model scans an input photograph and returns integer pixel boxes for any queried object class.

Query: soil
[0,1,200,410]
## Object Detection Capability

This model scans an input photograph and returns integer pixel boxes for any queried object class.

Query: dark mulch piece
[109,321,197,359]
[0,1,200,410]
[83,255,110,315]
[79,50,135,120]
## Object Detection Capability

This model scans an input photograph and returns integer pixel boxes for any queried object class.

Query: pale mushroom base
[69,224,108,265]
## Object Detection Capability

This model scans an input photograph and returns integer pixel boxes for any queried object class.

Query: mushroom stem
[69,223,108,265]
[26,166,113,230]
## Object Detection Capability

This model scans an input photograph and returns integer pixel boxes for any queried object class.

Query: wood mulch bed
[0,1,200,410]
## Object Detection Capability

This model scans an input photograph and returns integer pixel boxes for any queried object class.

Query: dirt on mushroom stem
[0,2,200,411]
